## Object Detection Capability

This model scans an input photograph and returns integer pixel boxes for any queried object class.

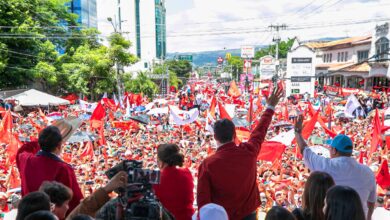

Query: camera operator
[153,144,195,220]
[66,171,128,220]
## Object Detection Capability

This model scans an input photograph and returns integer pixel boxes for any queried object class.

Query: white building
[286,35,373,96]
[97,0,166,73]
[286,42,317,97]
[368,23,390,88]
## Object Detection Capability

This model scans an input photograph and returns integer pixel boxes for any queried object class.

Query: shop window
[357,50,369,62]
[375,37,389,60]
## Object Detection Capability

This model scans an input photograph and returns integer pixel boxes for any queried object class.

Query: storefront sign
[241,46,255,58]
[291,57,313,76]
[291,76,311,82]
[260,55,276,80]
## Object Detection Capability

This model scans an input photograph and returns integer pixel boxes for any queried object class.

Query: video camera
[106,160,160,185]
[106,160,169,220]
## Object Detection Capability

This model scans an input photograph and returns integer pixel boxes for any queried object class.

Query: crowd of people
[0,79,390,220]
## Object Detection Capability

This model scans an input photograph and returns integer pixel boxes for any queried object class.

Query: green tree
[0,0,79,89]
[62,45,115,100]
[60,32,138,100]
[254,38,294,60]
[124,72,158,98]
[108,33,138,67]
[153,64,182,89]
[164,60,192,78]
[227,56,243,80]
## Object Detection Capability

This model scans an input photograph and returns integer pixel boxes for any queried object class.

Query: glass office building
[155,0,166,60]
[135,0,142,58]
[67,0,97,28]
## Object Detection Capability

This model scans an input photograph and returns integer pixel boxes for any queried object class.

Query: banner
[79,100,97,113]
[169,106,199,125]
[344,95,361,117]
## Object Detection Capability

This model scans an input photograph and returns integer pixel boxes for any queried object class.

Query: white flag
[169,105,199,125]
[125,96,131,116]
[270,129,295,146]
[344,94,361,117]
[79,100,97,113]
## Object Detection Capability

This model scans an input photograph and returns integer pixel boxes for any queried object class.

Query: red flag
[7,134,22,164]
[209,96,216,119]
[258,141,286,162]
[283,103,289,121]
[183,124,192,133]
[98,125,106,146]
[376,159,390,189]
[218,102,232,120]
[386,136,390,150]
[228,81,241,98]
[293,110,319,158]
[370,109,382,155]
[318,117,337,138]
[80,142,94,160]
[325,102,333,116]
[0,111,12,143]
[90,103,106,129]
[358,151,367,164]
[235,127,251,144]
[102,98,117,110]
[8,167,20,190]
[62,152,72,163]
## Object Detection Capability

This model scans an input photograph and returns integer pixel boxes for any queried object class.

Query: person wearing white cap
[192,203,228,220]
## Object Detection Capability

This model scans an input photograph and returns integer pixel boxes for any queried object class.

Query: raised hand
[266,86,284,107]
[294,115,304,133]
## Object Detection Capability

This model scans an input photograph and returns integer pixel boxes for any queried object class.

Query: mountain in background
[166,37,344,67]
[167,46,265,67]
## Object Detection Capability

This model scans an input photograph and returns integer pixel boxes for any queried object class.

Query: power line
[302,0,345,19]
[0,48,56,61]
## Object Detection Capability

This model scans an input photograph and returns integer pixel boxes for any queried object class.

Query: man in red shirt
[16,125,83,215]
[197,87,283,220]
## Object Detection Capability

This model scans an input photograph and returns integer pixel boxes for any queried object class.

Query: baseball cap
[328,134,353,153]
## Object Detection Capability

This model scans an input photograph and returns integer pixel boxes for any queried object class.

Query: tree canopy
[255,38,294,60]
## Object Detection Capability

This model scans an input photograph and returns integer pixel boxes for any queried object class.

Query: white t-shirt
[303,148,377,216]
[372,207,390,220]
[4,209,17,220]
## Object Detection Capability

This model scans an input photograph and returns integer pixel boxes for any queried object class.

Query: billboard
[241,46,255,58]
[259,55,276,80]
[291,58,312,76]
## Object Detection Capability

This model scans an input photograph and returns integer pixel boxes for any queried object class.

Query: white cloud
[166,0,390,53]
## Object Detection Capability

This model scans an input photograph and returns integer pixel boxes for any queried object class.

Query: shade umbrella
[129,114,150,125]
[273,121,292,127]
[66,131,98,143]
[79,114,91,121]
[232,117,248,127]
[133,106,146,112]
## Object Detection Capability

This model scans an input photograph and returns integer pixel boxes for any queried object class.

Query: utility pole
[107,17,122,97]
[269,24,287,85]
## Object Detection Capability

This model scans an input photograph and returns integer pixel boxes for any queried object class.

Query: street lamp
[107,17,117,33]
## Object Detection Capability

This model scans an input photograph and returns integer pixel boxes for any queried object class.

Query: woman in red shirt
[153,144,194,220]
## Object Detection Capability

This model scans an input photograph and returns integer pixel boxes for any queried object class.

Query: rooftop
[305,36,371,49]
